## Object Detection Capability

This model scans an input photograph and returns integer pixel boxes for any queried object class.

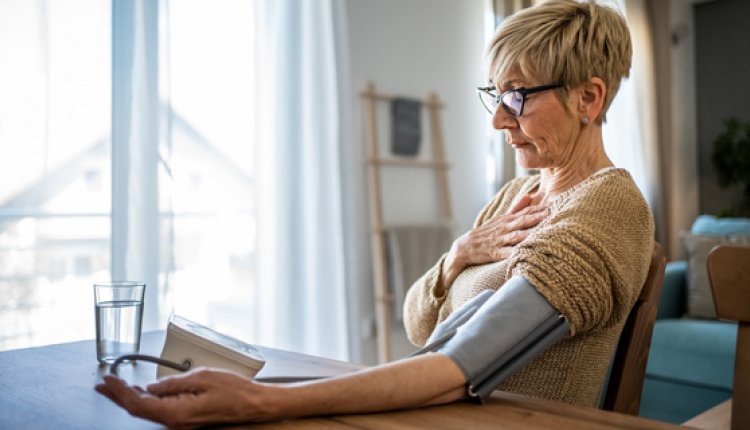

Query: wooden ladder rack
[361,82,453,363]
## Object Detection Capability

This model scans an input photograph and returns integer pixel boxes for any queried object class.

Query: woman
[402,0,652,406]
[96,0,654,426]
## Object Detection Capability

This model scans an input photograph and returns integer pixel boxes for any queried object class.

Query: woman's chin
[513,146,542,168]
[515,157,545,171]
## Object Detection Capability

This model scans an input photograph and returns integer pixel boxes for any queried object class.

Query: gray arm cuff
[433,276,569,403]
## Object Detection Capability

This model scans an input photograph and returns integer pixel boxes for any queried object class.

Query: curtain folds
[253,0,349,360]
[112,0,349,359]
[111,0,162,331]
[603,0,668,255]
[603,0,661,215]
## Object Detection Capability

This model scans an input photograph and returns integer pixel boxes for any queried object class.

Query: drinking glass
[94,282,145,364]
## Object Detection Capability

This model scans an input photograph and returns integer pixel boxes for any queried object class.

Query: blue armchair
[638,215,750,423]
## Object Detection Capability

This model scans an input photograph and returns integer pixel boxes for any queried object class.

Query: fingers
[486,202,546,229]
[515,203,549,217]
[506,209,548,232]
[147,371,208,396]
[508,193,533,214]
[96,375,154,416]
[467,210,544,261]
[95,379,127,409]
[491,246,515,260]
[480,205,547,236]
[96,375,191,426]
[455,196,550,267]
[499,228,530,247]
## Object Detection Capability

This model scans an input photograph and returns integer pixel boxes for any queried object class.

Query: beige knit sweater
[403,168,654,407]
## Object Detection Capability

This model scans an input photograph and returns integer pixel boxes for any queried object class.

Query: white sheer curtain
[602,0,660,211]
[253,0,349,360]
[0,0,112,350]
[111,0,162,331]
[112,0,349,359]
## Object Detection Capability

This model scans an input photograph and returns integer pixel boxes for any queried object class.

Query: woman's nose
[492,106,518,130]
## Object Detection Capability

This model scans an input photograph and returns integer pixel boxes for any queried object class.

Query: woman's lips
[510,141,530,149]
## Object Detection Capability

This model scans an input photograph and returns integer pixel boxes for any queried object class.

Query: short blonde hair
[486,0,632,123]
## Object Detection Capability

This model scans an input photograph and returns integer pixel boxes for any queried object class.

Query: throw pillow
[681,232,750,318]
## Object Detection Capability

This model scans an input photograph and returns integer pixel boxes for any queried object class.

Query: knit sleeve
[402,254,450,346]
[505,174,654,336]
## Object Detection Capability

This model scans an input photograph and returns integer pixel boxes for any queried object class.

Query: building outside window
[0,0,257,351]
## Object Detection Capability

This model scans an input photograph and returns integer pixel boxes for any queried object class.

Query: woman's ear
[578,77,606,124]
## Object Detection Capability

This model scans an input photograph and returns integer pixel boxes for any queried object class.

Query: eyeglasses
[476,83,563,117]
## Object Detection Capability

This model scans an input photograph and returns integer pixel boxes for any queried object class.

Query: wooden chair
[704,245,750,430]
[602,242,666,415]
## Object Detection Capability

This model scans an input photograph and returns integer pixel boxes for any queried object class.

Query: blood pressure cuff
[414,276,569,403]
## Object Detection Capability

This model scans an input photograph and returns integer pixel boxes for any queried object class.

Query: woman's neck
[535,130,612,204]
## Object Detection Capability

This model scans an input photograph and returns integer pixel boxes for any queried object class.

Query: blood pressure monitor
[156,315,266,378]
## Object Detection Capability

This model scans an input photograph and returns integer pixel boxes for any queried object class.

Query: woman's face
[492,74,580,170]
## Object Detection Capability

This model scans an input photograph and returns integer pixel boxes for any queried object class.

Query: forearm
[266,353,466,420]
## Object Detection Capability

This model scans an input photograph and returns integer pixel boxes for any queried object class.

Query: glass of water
[94,281,145,364]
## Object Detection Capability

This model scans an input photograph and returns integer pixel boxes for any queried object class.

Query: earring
[581,116,590,125]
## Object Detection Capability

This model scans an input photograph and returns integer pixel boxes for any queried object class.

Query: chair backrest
[602,242,666,415]
[708,245,750,430]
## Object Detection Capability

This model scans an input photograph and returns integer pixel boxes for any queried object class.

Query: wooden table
[0,332,691,429]
[683,399,732,430]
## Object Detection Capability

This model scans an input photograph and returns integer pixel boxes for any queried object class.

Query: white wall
[340,0,487,364]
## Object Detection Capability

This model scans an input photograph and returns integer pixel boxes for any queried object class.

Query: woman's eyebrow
[494,79,523,92]
[501,79,522,87]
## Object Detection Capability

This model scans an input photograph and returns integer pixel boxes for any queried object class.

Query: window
[0,0,258,351]
[160,0,257,339]
[0,0,111,350]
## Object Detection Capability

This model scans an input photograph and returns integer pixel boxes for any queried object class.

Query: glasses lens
[501,90,523,117]
[479,91,498,114]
